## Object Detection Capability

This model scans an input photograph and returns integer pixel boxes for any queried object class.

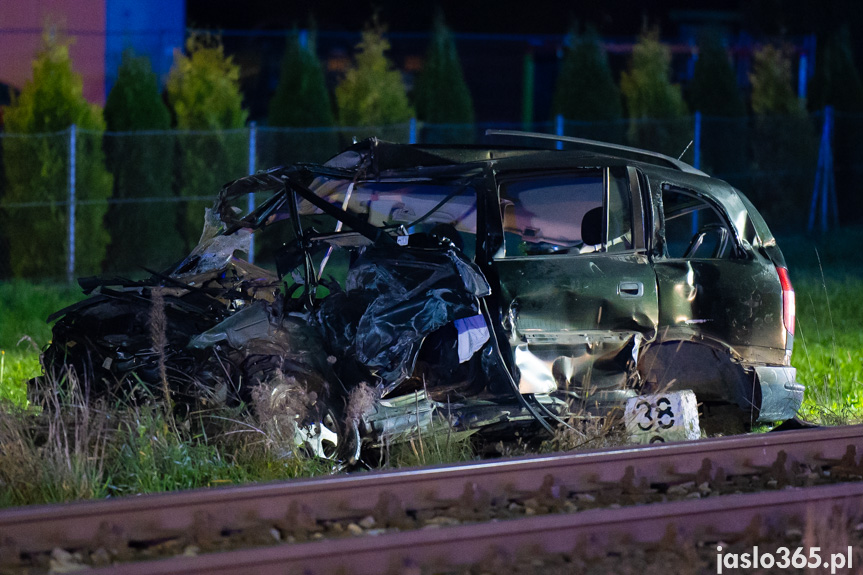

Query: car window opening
[662,187,736,260]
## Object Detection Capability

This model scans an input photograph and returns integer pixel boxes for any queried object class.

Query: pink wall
[0,0,107,104]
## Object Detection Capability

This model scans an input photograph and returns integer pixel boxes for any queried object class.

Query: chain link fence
[0,112,855,283]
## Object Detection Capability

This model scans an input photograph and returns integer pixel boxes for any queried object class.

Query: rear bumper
[753,365,804,422]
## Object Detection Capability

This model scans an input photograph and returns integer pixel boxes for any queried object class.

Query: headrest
[581,206,603,246]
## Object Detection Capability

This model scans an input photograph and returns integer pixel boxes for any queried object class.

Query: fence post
[555,114,564,150]
[808,106,838,233]
[409,117,417,144]
[693,111,702,171]
[691,112,702,235]
[67,124,76,284]
[797,52,808,100]
[247,122,257,263]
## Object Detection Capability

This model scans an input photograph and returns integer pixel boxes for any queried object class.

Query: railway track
[3,425,863,573]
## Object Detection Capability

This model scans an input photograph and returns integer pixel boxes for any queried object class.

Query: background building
[0,0,184,104]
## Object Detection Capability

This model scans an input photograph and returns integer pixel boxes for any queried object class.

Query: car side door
[491,166,659,399]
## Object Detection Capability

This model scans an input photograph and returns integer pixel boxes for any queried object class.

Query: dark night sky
[186,0,863,123]
[187,0,863,38]
[187,0,736,35]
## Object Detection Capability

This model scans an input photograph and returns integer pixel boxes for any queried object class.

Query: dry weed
[0,366,111,505]
[250,370,315,455]
[148,287,170,408]
[345,381,376,425]
[542,407,628,453]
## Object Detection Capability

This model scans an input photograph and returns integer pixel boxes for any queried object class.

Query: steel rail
[85,481,863,575]
[2,425,862,557]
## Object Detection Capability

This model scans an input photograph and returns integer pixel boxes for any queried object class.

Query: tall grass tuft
[382,422,476,468]
[0,367,111,506]
[793,274,863,424]
[0,366,330,508]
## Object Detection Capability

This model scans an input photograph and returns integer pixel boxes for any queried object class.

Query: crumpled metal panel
[514,332,643,396]
[652,258,786,360]
[319,244,491,393]
[174,208,253,277]
[188,302,271,349]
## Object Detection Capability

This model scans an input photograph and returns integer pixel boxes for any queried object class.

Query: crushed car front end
[39,135,805,459]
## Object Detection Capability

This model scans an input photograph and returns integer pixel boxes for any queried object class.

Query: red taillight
[776,267,795,336]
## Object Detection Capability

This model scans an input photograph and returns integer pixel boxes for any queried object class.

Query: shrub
[104,50,182,273]
[687,30,747,178]
[413,12,474,143]
[1,31,113,279]
[167,35,249,251]
[261,29,339,169]
[749,45,817,231]
[552,26,622,122]
[335,21,414,129]
[268,30,334,128]
[620,28,690,156]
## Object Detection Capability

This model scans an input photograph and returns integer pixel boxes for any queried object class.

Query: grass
[0,227,860,506]
[792,274,863,422]
[778,226,863,424]
[0,373,333,508]
[0,280,83,404]
[381,424,477,469]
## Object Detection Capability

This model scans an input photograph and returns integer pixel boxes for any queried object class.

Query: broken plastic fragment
[454,315,489,363]
[188,303,271,349]
[176,208,252,277]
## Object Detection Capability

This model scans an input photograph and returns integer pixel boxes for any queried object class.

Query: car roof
[327,137,709,180]
[327,134,707,176]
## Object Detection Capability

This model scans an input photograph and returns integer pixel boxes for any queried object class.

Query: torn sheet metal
[175,208,253,277]
[188,302,271,349]
[515,331,643,398]
[321,244,491,393]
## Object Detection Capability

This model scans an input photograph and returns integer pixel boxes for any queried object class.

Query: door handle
[619,281,643,298]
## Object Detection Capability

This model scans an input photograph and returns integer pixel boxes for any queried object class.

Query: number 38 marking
[635,396,676,431]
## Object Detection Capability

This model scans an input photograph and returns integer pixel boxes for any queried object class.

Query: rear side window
[662,186,736,259]
[498,170,632,257]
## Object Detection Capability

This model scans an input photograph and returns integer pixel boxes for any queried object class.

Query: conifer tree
[687,30,747,177]
[689,31,745,117]
[552,26,623,143]
[749,45,816,229]
[552,27,622,122]
[751,45,803,116]
[268,30,334,127]
[2,31,113,278]
[808,28,863,113]
[620,28,690,156]
[167,35,248,250]
[104,50,181,273]
[335,20,414,128]
[263,29,338,167]
[413,12,474,143]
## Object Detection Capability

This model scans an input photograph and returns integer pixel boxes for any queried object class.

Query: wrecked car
[39,132,803,458]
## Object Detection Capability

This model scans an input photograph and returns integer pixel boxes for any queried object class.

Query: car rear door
[491,166,658,398]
